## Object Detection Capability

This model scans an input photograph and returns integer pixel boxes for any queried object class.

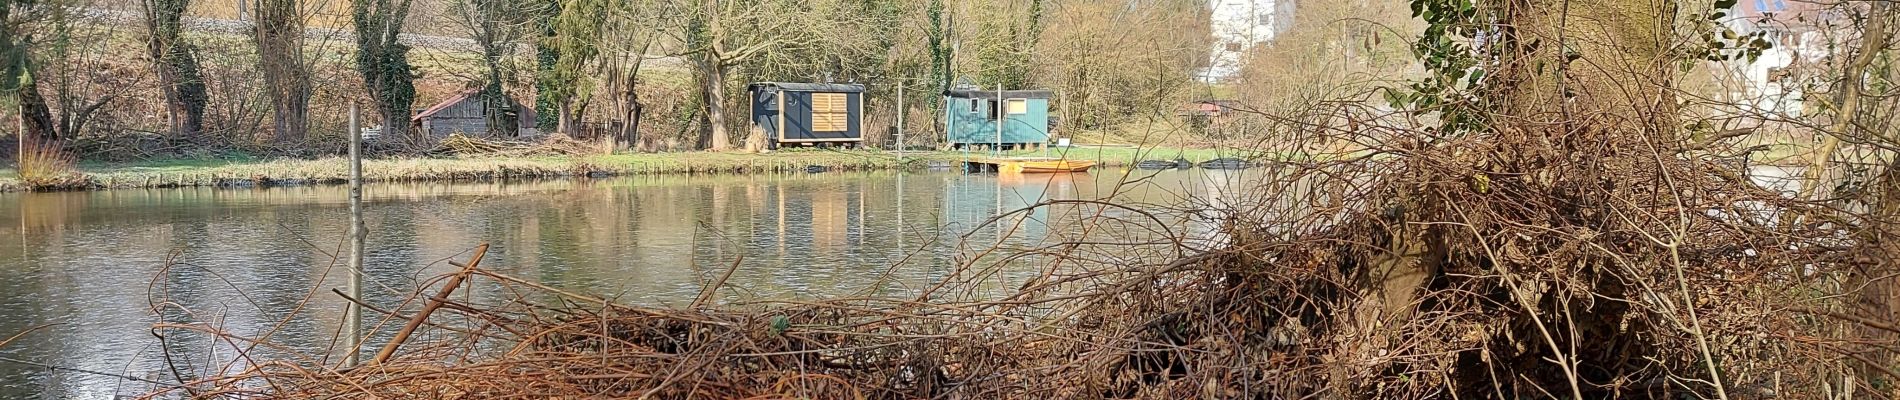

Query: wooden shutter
[811,93,849,132]
[1007,99,1028,114]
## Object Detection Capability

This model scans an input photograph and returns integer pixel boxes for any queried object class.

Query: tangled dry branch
[130,101,1900,399]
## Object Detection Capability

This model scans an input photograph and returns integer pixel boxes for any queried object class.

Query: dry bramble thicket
[129,0,1900,398]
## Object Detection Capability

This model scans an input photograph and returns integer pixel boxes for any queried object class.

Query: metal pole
[344,101,365,368]
[994,83,1003,157]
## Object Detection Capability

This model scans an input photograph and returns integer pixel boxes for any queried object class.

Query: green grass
[0,145,1303,192]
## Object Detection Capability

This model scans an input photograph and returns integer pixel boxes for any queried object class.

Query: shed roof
[945,89,1054,99]
[749,82,867,93]
[412,88,537,122]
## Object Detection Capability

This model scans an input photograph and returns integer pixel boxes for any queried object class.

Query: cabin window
[811,93,849,132]
[1006,99,1028,115]
[968,98,980,113]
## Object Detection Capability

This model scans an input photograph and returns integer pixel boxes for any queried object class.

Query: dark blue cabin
[749,82,866,149]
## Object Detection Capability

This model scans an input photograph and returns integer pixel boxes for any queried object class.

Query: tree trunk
[482,79,516,137]
[702,57,731,151]
[155,46,208,138]
[148,0,207,139]
[534,13,560,133]
[16,75,59,141]
[254,0,309,142]
[626,100,641,150]
[1836,2,1900,386]
[1492,0,1678,133]
[557,102,579,137]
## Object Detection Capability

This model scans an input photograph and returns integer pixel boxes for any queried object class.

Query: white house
[1717,0,1830,116]
[1204,0,1296,82]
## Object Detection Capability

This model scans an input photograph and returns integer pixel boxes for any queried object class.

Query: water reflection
[0,169,1257,398]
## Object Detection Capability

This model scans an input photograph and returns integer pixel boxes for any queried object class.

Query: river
[0,169,1258,398]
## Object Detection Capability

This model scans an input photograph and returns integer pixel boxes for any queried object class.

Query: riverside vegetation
[12,0,1900,397]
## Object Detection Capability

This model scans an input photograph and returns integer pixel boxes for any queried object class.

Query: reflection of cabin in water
[944,88,1053,150]
[748,82,867,149]
[411,88,540,138]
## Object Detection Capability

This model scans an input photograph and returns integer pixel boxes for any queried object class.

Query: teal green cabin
[943,89,1053,149]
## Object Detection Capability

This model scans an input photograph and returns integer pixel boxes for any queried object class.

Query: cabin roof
[748,82,867,93]
[412,88,536,122]
[945,89,1053,100]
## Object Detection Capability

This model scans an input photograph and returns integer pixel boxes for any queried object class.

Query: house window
[811,93,848,132]
[1006,99,1028,115]
[969,98,981,113]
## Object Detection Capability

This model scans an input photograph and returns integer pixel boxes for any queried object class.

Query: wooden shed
[748,82,866,149]
[943,88,1053,150]
[411,88,539,138]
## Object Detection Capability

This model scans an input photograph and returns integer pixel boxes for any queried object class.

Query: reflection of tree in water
[1,170,1263,397]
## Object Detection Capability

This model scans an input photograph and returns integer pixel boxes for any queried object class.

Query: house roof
[412,88,536,123]
[749,82,867,93]
[945,89,1054,99]
[413,88,480,122]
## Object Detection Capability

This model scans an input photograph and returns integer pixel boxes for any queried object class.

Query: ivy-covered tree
[352,0,417,138]
[2,0,59,141]
[926,0,950,104]
[534,0,606,137]
[142,0,207,139]
[532,0,558,132]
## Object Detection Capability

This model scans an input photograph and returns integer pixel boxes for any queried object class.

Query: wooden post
[343,101,365,368]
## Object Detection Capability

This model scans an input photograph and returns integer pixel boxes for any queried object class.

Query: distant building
[1182,99,1242,118]
[943,87,1054,150]
[411,88,539,138]
[1719,0,1831,116]
[1204,0,1296,81]
[747,82,868,149]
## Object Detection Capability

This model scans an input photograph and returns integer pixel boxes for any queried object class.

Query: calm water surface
[0,169,1260,398]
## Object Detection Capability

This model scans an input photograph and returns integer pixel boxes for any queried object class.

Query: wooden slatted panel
[811,93,849,132]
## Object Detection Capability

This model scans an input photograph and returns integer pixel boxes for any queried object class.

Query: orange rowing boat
[1002,158,1096,173]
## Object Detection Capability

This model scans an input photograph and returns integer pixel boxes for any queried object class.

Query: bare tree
[2,0,60,141]
[143,0,207,139]
[597,0,657,149]
[4,0,128,142]
[253,0,310,142]
[449,0,531,137]
[663,0,879,151]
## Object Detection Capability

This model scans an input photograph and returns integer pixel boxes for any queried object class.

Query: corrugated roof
[413,88,480,121]
[412,88,536,124]
[945,89,1054,99]
[749,82,867,93]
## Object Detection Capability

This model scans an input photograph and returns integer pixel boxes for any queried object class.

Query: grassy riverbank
[0,146,1268,192]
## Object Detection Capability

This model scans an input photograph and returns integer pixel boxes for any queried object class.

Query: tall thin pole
[344,101,365,368]
[994,83,1003,157]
